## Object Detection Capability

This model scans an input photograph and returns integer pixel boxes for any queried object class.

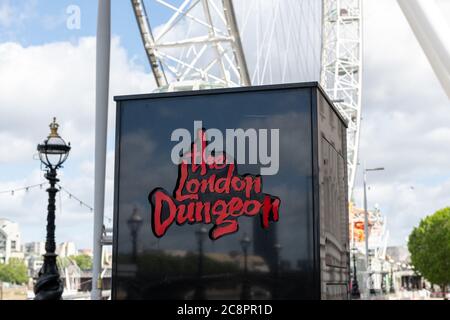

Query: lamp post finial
[49,117,60,138]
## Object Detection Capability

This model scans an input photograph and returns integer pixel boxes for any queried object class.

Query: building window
[11,240,17,250]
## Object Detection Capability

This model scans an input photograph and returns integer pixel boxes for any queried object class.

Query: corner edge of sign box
[113,81,322,102]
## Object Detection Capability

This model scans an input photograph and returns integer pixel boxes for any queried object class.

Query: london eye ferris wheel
[130,0,363,198]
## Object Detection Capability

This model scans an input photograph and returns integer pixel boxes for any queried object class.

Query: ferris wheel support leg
[398,0,450,99]
[222,0,251,86]
[92,0,111,301]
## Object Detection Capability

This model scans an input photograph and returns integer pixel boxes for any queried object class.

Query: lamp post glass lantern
[128,208,143,234]
[37,118,71,170]
[34,118,70,300]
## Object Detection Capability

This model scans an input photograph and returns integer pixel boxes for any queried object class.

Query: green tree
[70,254,93,271]
[408,207,450,299]
[0,258,28,285]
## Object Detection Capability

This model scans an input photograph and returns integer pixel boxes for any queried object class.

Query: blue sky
[1,0,150,68]
[0,0,161,247]
[0,0,191,74]
[0,0,155,182]
[0,0,449,250]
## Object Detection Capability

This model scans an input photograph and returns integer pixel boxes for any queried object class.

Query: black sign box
[112,82,349,300]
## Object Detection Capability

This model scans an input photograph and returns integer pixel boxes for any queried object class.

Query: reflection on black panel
[113,86,316,300]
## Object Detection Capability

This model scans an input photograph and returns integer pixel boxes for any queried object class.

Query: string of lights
[0,183,45,195]
[0,181,113,223]
[57,184,93,212]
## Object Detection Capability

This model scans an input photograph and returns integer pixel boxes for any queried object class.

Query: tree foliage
[408,207,450,298]
[69,254,93,271]
[0,258,28,284]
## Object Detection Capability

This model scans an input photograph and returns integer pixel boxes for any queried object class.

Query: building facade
[22,241,45,278]
[0,218,24,264]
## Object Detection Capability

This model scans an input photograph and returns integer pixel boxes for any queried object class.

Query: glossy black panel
[113,85,317,300]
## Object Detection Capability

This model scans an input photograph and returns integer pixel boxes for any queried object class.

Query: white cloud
[0,36,155,248]
[353,0,450,246]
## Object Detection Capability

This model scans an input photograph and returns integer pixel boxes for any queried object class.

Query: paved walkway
[386,290,448,300]
[356,289,448,300]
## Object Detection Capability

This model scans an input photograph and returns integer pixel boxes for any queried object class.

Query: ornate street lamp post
[34,118,70,300]
[381,262,386,295]
[194,226,208,299]
[274,243,282,277]
[389,259,395,294]
[272,242,282,299]
[362,166,384,297]
[127,208,143,263]
[240,233,251,300]
[351,248,361,299]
